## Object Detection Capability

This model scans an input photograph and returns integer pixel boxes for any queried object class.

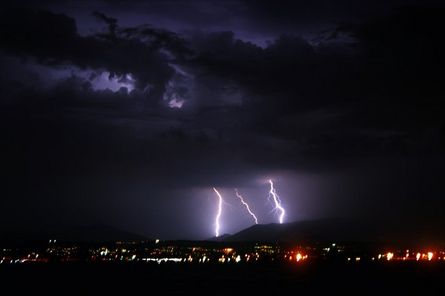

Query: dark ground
[1,261,444,295]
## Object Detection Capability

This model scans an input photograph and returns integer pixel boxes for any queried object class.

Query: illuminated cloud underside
[91,72,135,92]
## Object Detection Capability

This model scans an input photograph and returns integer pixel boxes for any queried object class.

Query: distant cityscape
[2,239,444,265]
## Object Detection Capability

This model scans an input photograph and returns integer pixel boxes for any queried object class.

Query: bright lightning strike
[268,179,285,224]
[235,189,258,224]
[213,188,223,237]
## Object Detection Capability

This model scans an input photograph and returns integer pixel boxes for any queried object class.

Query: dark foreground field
[1,262,444,295]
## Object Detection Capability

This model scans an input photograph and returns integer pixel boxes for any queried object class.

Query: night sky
[1,0,444,241]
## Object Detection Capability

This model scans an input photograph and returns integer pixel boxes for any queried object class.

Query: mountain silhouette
[207,233,232,242]
[214,218,445,246]
[218,219,380,243]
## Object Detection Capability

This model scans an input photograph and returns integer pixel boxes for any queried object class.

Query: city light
[296,253,302,262]
[2,240,445,266]
[428,252,434,261]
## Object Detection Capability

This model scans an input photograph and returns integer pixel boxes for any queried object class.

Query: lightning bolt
[235,189,258,224]
[268,179,285,224]
[213,188,223,237]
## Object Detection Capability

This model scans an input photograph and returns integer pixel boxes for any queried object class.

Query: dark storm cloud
[0,8,191,101]
[92,10,118,37]
[190,7,445,159]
